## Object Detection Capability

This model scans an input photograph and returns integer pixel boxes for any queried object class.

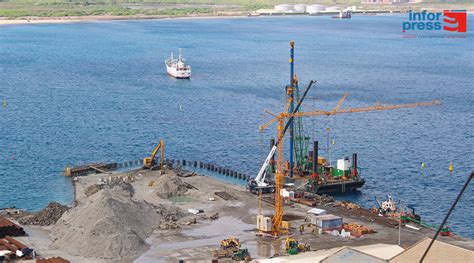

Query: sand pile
[51,184,160,260]
[19,202,69,226]
[155,173,188,198]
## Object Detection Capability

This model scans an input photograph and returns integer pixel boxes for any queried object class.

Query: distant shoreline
[0,14,254,25]
[1,10,472,26]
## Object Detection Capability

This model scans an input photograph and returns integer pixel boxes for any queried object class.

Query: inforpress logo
[443,10,467,32]
[403,10,467,33]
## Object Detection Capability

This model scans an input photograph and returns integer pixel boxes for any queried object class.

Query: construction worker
[299,224,304,235]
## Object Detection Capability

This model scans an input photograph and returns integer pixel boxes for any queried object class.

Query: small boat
[165,49,191,79]
[333,11,351,19]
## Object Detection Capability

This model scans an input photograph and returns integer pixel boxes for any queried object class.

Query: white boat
[165,50,191,79]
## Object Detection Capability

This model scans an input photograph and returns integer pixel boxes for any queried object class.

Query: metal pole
[289,41,295,178]
[420,172,473,263]
[398,200,402,246]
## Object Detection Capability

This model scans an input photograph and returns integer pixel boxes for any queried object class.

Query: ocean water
[0,15,473,238]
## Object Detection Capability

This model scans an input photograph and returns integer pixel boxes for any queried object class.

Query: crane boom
[260,100,441,127]
[254,145,277,186]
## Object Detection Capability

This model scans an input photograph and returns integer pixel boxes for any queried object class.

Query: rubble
[159,222,179,230]
[156,204,187,221]
[18,202,69,226]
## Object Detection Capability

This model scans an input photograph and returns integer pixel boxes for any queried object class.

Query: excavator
[143,140,164,170]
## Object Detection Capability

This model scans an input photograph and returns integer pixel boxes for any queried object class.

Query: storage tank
[326,6,341,12]
[306,4,326,14]
[275,4,294,12]
[294,4,306,13]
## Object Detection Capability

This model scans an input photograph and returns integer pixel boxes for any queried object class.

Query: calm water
[1,15,473,237]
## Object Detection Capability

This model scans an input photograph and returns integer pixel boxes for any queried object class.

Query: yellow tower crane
[259,86,441,236]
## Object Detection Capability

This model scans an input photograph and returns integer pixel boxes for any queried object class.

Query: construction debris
[156,204,187,221]
[0,216,25,238]
[36,257,70,263]
[0,236,35,260]
[340,201,361,210]
[214,192,237,201]
[17,202,69,226]
[210,213,219,220]
[159,222,179,230]
[343,223,377,237]
[155,173,188,198]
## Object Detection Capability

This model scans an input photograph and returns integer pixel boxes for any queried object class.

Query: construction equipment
[232,248,252,261]
[143,140,164,170]
[213,237,242,259]
[285,237,310,255]
[258,41,441,236]
[220,236,241,251]
[247,145,277,194]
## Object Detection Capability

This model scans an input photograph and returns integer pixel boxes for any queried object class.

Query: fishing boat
[165,50,191,79]
[333,10,351,19]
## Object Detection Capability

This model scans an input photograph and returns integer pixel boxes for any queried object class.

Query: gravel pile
[18,202,69,226]
[155,173,188,199]
[51,184,160,260]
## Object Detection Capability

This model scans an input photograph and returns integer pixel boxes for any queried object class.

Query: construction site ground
[14,169,474,262]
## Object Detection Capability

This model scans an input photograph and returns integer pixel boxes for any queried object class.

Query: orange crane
[258,65,441,237]
[261,94,440,236]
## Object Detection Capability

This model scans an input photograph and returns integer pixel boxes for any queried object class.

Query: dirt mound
[51,185,160,260]
[155,173,188,199]
[18,202,69,226]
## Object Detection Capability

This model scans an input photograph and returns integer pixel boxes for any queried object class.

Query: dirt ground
[15,167,474,262]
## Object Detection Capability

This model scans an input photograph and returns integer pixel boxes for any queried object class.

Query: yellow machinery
[285,237,310,255]
[258,41,441,237]
[143,140,164,170]
[220,237,241,251]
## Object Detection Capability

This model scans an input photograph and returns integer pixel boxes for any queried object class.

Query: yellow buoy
[3,100,6,108]
[421,162,425,169]
[449,161,453,173]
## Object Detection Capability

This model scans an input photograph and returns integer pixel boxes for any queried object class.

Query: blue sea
[1,14,473,238]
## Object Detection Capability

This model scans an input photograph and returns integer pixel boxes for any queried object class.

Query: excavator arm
[143,139,164,169]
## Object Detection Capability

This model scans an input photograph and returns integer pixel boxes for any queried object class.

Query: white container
[294,4,306,13]
[337,158,350,171]
[307,208,327,216]
[306,4,326,14]
[257,214,272,232]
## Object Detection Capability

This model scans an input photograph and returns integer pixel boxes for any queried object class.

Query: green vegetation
[0,2,218,18]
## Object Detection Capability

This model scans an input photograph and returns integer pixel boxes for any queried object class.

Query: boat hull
[166,64,191,79]
[314,179,365,194]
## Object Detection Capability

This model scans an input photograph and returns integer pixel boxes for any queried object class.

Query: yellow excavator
[143,140,164,170]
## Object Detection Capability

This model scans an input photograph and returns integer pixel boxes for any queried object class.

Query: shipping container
[311,214,343,230]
